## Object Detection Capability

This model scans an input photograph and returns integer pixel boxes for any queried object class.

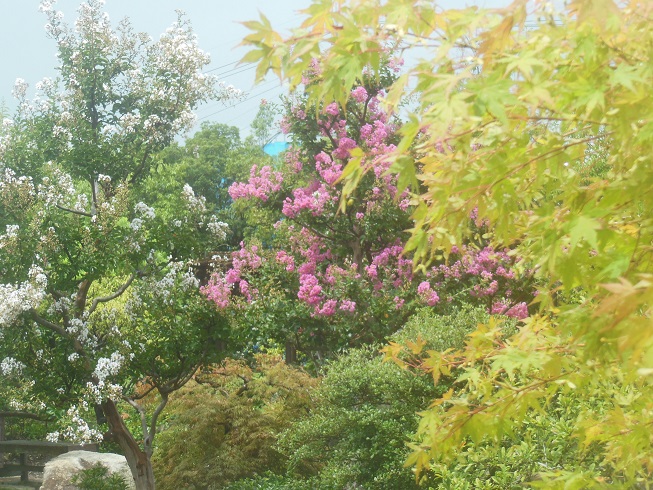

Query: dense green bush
[275,344,435,489]
[244,307,496,489]
[393,309,610,488]
[155,306,536,489]
[70,463,129,490]
[423,390,611,489]
[152,355,317,490]
[392,305,505,351]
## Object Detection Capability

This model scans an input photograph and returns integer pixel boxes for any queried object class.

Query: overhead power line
[197,85,283,121]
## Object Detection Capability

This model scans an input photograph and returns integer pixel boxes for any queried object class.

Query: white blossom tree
[0,1,240,488]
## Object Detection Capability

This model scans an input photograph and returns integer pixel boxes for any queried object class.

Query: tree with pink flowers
[202,70,532,363]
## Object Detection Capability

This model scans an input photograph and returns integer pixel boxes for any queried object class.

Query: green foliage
[393,305,515,353]
[152,121,276,249]
[250,100,282,148]
[70,463,129,490]
[278,346,432,488]
[0,2,235,486]
[153,355,317,490]
[225,473,313,490]
[242,0,653,486]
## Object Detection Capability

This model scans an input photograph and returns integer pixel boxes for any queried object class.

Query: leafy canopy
[243,0,653,486]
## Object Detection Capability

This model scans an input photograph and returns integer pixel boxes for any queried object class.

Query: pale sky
[0,0,508,137]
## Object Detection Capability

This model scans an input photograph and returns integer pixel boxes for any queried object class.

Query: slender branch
[0,411,55,422]
[30,309,69,338]
[55,204,93,218]
[129,150,151,185]
[147,393,168,448]
[161,363,202,395]
[87,274,137,316]
[90,179,98,216]
[129,382,157,401]
[75,279,93,318]
[30,310,89,367]
[124,397,148,443]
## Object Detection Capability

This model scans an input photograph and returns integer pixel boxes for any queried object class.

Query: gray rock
[40,450,134,490]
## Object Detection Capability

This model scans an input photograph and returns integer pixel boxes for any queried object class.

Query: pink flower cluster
[365,244,413,290]
[282,181,335,218]
[491,301,529,320]
[228,165,283,202]
[298,273,322,305]
[350,86,368,104]
[201,243,265,308]
[421,245,531,318]
[315,152,342,185]
[275,250,295,271]
[417,281,440,306]
[200,276,230,309]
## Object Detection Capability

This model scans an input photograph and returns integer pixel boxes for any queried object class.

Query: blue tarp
[263,141,290,156]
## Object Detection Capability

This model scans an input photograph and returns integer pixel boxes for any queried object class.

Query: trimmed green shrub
[70,463,129,490]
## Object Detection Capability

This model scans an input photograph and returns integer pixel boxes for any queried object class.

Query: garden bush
[152,355,317,490]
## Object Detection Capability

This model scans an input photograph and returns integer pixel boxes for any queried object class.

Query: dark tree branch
[75,279,93,318]
[87,273,137,316]
[0,411,55,422]
[30,310,90,368]
[124,397,149,445]
[147,393,168,448]
[55,204,93,217]
[30,310,69,338]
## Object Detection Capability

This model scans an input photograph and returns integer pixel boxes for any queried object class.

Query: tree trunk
[101,399,155,490]
[285,340,297,364]
[0,415,4,467]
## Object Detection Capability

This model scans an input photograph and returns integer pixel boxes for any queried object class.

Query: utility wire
[204,60,240,73]
[198,85,283,121]
[196,78,280,116]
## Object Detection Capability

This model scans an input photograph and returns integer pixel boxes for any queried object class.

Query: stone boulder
[40,450,134,490]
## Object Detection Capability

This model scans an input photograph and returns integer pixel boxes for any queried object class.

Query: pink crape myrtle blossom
[202,74,535,357]
[298,274,322,306]
[351,86,368,103]
[275,250,295,272]
[228,165,283,201]
[282,181,336,218]
[315,152,342,185]
[491,301,529,320]
[313,299,337,317]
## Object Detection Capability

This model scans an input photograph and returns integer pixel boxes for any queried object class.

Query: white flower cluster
[37,163,77,208]
[134,202,156,220]
[130,218,143,232]
[12,78,28,100]
[0,168,36,203]
[73,193,89,213]
[35,77,54,93]
[181,184,206,213]
[47,295,72,315]
[86,379,123,404]
[126,260,200,315]
[206,215,228,241]
[0,120,12,160]
[218,80,245,101]
[9,394,41,412]
[0,357,26,377]
[118,112,140,135]
[93,351,124,382]
[46,405,104,444]
[0,266,47,327]
[148,265,180,305]
[65,317,99,350]
[0,224,19,249]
